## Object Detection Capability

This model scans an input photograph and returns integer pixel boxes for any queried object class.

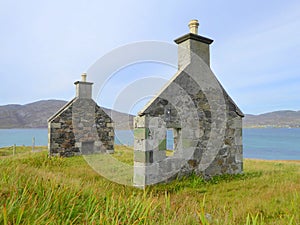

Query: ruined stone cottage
[133,20,244,188]
[48,73,114,156]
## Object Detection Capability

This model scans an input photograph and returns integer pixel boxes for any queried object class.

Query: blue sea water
[243,128,300,160]
[0,129,48,147]
[0,128,300,160]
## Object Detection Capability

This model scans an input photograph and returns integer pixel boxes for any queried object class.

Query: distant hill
[0,100,134,129]
[244,110,300,128]
[1,100,299,129]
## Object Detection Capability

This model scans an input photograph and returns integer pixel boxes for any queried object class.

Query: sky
[0,0,299,115]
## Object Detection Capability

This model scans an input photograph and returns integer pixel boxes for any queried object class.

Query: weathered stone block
[106,150,114,154]
[182,138,195,148]
[134,139,146,151]
[153,150,166,162]
[134,128,149,140]
[134,115,148,128]
[51,123,61,129]
[133,167,146,187]
[134,150,153,163]
[106,123,113,127]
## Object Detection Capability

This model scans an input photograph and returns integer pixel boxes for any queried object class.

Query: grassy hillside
[244,110,300,128]
[1,100,300,129]
[0,100,134,129]
[0,146,299,224]
[0,100,67,128]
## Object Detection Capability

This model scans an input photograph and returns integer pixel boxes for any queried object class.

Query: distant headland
[0,100,299,129]
[0,100,134,130]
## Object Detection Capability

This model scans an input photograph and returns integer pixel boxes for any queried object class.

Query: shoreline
[1,146,299,161]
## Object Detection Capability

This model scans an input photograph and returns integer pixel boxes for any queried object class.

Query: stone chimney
[74,73,93,99]
[174,20,213,68]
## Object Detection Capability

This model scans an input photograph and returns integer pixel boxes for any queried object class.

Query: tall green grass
[0,146,299,224]
[0,146,47,156]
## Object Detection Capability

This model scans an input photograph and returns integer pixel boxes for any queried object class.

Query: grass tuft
[0,146,299,224]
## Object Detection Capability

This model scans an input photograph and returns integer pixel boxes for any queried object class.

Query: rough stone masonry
[47,20,243,189]
[48,73,114,157]
[133,20,244,188]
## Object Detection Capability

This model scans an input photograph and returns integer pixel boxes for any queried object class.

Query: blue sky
[0,0,299,115]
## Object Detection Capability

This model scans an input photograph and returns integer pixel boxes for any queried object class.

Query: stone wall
[134,55,243,188]
[48,98,114,156]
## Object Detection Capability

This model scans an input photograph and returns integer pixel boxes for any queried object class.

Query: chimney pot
[188,19,199,34]
[81,73,87,82]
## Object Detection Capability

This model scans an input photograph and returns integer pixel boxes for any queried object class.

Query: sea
[0,128,299,160]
